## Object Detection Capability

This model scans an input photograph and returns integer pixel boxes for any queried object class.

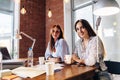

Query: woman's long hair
[49,25,64,52]
[75,19,106,58]
[75,19,96,37]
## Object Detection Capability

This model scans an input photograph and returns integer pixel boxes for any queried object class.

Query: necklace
[53,46,56,53]
[82,42,86,52]
[81,39,90,52]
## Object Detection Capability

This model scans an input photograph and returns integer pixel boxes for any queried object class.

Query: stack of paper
[12,66,46,78]
[12,63,64,78]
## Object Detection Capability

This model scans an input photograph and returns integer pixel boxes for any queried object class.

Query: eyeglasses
[52,30,60,34]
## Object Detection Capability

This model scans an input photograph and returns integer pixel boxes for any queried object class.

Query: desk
[15,64,96,80]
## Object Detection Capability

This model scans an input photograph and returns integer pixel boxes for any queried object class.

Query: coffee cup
[45,62,55,75]
[64,55,72,64]
[39,57,45,65]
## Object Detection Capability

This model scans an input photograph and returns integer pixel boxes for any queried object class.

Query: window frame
[0,0,20,59]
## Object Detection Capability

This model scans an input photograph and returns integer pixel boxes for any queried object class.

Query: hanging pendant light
[20,6,26,15]
[93,0,120,16]
[48,8,52,18]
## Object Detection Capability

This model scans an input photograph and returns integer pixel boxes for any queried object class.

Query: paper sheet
[12,66,45,78]
[12,63,64,78]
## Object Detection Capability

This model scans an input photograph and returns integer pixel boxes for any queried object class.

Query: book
[12,66,46,78]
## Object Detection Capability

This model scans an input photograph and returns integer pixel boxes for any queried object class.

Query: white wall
[63,0,73,54]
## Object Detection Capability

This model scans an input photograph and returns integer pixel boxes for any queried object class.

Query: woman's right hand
[72,54,78,61]
[72,54,84,64]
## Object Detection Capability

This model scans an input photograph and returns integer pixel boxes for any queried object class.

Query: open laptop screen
[0,47,11,60]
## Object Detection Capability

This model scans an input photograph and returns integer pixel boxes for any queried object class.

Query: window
[0,0,19,59]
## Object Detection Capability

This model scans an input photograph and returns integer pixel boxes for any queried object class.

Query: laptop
[2,59,27,70]
[0,47,11,60]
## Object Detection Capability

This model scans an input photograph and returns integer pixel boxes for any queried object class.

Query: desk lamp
[93,0,120,16]
[93,0,120,30]
[16,31,36,50]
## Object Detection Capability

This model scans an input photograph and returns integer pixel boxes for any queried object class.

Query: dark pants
[93,71,112,80]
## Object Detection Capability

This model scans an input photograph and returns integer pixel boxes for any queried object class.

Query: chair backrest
[105,61,120,74]
[0,47,11,60]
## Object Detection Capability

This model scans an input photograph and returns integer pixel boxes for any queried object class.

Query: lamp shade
[93,0,120,16]
[16,34,22,39]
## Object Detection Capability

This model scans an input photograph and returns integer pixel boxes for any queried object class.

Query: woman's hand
[72,54,84,64]
[72,54,79,62]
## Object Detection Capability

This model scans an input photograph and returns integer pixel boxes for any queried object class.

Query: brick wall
[20,0,64,58]
[20,0,46,58]
[45,0,64,47]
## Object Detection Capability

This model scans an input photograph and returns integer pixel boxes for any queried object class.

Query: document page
[12,63,64,78]
[12,66,45,78]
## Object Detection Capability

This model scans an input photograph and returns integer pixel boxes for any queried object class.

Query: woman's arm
[72,53,84,64]
[45,43,51,60]
[59,39,70,61]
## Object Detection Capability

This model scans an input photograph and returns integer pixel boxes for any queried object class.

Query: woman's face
[51,27,60,41]
[76,22,89,39]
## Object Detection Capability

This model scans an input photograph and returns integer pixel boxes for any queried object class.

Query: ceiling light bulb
[21,7,26,15]
[48,9,52,18]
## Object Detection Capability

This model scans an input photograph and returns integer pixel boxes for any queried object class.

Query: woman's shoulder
[57,39,69,46]
[91,36,102,40]
[75,39,82,43]
[91,36,97,39]
[58,38,67,43]
[90,36,103,43]
[75,39,82,46]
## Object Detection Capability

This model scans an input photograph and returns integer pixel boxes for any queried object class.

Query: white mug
[39,57,45,65]
[64,55,72,64]
[45,62,55,75]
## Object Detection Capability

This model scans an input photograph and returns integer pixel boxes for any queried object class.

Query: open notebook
[12,66,45,78]
[12,63,64,78]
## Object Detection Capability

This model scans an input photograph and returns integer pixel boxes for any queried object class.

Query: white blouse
[73,36,105,66]
[45,39,69,61]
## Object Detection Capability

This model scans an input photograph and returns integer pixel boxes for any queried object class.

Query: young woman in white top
[72,19,107,69]
[45,25,69,63]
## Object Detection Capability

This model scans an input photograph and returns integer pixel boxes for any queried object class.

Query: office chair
[0,47,11,60]
[105,61,120,80]
[105,61,120,74]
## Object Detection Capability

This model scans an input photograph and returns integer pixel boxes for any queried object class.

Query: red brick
[20,0,64,58]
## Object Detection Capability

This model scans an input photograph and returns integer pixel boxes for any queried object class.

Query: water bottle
[27,48,33,67]
[0,51,2,78]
